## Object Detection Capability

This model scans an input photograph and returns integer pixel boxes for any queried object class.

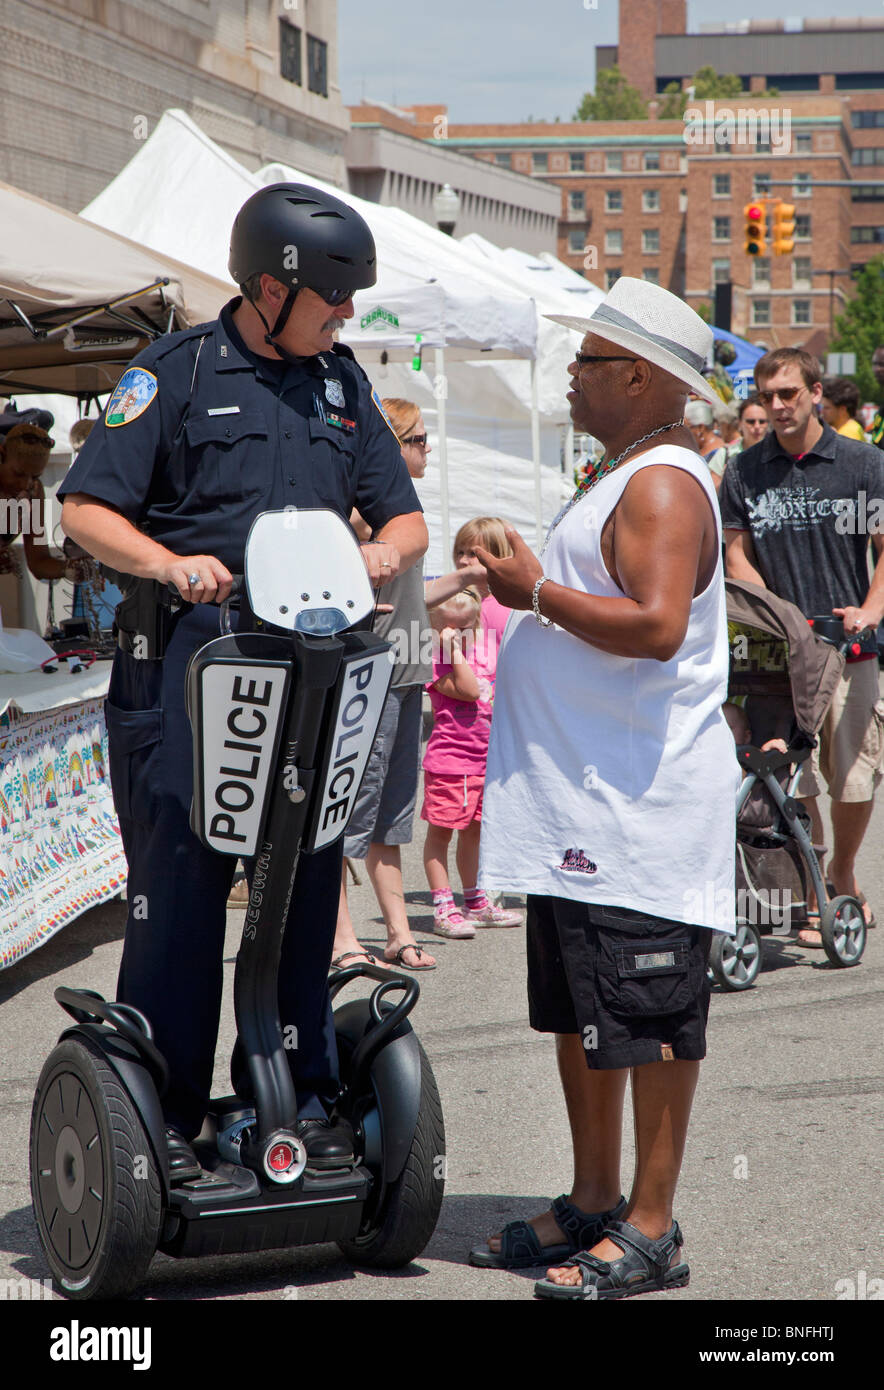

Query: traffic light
[744,202,767,257]
[771,200,796,256]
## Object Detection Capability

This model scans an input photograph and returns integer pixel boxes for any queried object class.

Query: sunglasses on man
[313,287,354,307]
[757,386,807,407]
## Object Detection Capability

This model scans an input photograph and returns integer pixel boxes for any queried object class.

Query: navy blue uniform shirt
[59,298,421,571]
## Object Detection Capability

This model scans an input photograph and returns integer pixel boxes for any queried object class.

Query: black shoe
[165,1125,202,1183]
[295,1117,354,1170]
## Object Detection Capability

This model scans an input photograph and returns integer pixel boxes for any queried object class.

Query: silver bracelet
[532,575,553,627]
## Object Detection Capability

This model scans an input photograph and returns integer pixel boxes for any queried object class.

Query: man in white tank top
[467,280,740,1300]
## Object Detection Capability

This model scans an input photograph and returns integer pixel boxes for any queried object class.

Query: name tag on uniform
[207,406,241,416]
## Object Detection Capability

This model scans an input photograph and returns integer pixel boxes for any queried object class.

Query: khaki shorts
[797,658,884,804]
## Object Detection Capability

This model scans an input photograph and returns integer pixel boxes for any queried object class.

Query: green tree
[657,67,778,119]
[574,67,647,122]
[829,257,884,403]
[696,301,713,324]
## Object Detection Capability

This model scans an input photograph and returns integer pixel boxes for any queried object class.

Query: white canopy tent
[82,110,564,551]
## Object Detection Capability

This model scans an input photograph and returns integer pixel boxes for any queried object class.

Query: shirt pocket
[184,410,269,504]
[307,416,357,507]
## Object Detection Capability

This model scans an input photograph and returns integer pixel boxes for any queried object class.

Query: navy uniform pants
[105,603,341,1138]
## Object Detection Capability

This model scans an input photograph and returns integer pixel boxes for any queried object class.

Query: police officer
[59,184,428,1178]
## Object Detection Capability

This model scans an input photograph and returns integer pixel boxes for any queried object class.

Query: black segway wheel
[30,1036,161,1299]
[707,921,762,991]
[820,895,866,968]
[338,1040,444,1269]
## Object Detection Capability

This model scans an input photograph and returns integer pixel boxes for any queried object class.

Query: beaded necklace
[540,420,682,557]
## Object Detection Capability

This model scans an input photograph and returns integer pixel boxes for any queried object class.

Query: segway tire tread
[31,1035,162,1300]
[338,1040,444,1269]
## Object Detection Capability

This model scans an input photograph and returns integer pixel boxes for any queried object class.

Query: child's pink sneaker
[464,901,524,928]
[433,904,476,939]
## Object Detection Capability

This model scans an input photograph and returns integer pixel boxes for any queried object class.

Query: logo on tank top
[559,847,598,874]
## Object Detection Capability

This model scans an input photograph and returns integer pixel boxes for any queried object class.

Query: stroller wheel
[820,895,866,968]
[707,922,762,991]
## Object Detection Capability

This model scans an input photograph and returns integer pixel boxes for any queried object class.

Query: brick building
[0,0,349,211]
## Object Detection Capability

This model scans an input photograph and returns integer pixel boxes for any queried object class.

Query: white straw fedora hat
[547,277,720,407]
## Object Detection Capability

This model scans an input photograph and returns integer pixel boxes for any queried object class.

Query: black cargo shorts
[526,896,713,1068]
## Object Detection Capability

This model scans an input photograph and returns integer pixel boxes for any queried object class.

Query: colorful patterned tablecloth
[0,696,127,968]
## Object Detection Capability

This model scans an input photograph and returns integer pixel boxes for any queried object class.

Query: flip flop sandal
[330,950,384,970]
[533,1218,689,1300]
[469,1194,626,1270]
[386,944,436,972]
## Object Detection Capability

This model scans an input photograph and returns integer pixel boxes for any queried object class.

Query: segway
[30,509,444,1299]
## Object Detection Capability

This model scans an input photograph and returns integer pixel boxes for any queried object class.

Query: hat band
[590,304,706,374]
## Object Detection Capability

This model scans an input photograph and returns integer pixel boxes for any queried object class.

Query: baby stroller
[708,579,869,991]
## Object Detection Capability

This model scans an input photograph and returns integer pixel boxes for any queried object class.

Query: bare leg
[454,818,481,894]
[545,1058,700,1285]
[487,1034,627,1252]
[331,863,390,968]
[424,823,454,894]
[828,799,874,923]
[364,842,436,968]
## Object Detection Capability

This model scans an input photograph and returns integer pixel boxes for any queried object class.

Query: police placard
[190,643,292,856]
[307,641,392,852]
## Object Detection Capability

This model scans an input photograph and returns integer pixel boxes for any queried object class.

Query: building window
[752,299,771,327]
[605,190,622,214]
[606,152,622,173]
[712,258,731,286]
[852,110,884,128]
[568,229,586,254]
[795,214,812,240]
[713,173,731,198]
[570,151,585,171]
[644,151,660,171]
[795,132,813,151]
[605,229,623,254]
[642,229,660,254]
[792,299,812,326]
[753,172,772,196]
[755,139,772,155]
[752,257,771,287]
[793,171,812,197]
[569,190,585,213]
[642,189,660,212]
[643,268,660,285]
[793,256,813,287]
[606,269,622,291]
[713,216,731,241]
[279,19,302,84]
[495,152,512,167]
[533,152,549,172]
[853,147,884,164]
[851,225,884,243]
[306,34,327,96]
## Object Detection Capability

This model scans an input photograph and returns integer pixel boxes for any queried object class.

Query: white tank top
[479,444,740,934]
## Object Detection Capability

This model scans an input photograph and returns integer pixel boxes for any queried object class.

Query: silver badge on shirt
[325,378,345,408]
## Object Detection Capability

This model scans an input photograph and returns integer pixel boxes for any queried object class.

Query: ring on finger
[188,573,202,586]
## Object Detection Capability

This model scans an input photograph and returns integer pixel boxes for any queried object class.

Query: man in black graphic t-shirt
[721,347,884,941]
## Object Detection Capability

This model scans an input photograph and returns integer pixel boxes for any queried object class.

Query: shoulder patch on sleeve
[105,368,158,428]
[371,387,399,441]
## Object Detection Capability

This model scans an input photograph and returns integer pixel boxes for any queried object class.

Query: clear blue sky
[338,0,884,123]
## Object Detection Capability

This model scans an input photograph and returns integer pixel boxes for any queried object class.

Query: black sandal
[468,1194,626,1270]
[533,1218,689,1299]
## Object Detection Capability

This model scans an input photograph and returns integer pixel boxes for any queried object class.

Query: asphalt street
[1,767,882,1309]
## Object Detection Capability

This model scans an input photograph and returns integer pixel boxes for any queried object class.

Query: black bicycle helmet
[228,182,377,349]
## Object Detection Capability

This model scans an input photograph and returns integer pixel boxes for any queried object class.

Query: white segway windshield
[245,509,374,634]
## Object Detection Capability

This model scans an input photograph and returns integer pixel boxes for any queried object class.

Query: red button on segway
[268,1142,294,1172]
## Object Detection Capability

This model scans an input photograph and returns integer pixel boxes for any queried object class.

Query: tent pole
[435,346,450,564]
[531,357,542,549]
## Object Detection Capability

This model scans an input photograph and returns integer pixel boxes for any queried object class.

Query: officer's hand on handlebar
[360,542,401,587]
[164,555,234,605]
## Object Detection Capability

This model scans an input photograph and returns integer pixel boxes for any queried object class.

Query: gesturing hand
[473,526,542,611]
